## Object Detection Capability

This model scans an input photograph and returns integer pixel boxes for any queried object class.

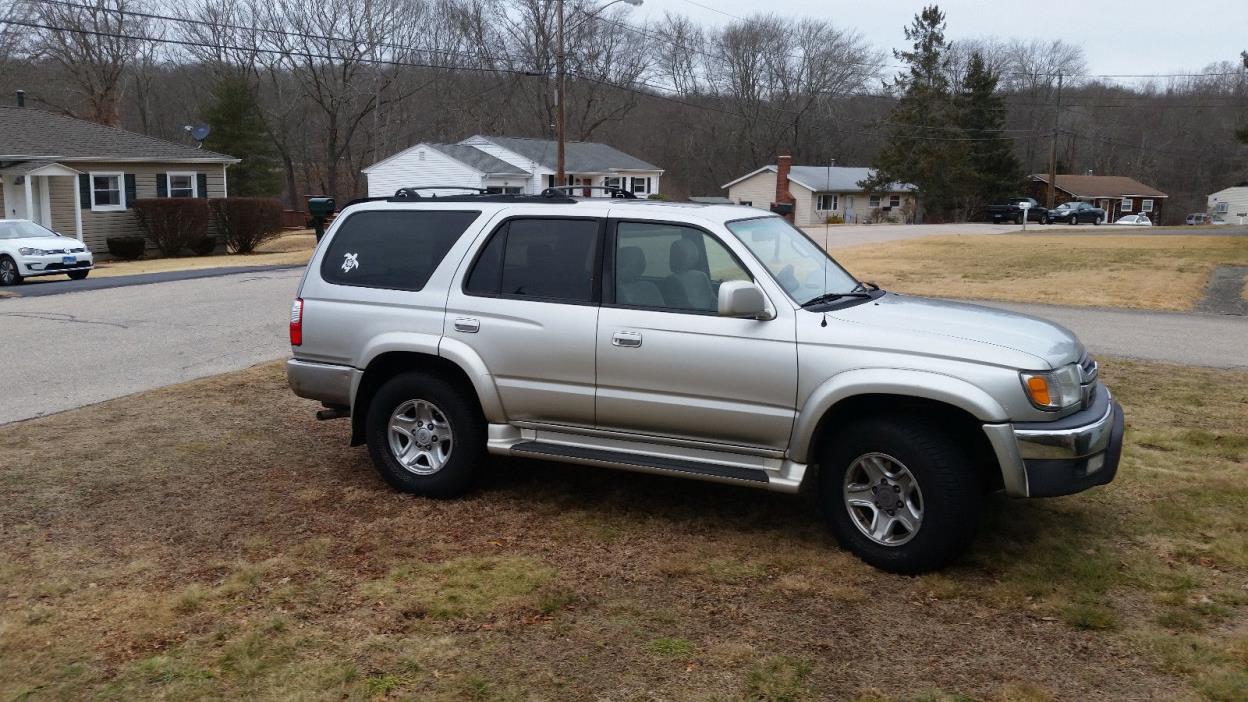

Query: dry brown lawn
[833,234,1248,311]
[25,231,316,283]
[1,360,1246,701]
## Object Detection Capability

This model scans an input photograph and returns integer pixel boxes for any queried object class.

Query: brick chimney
[772,155,796,222]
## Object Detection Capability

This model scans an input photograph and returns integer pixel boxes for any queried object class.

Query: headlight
[18,247,48,256]
[1020,364,1082,410]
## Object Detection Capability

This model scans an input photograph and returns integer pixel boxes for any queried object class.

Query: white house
[722,156,917,226]
[363,135,664,198]
[1208,184,1248,224]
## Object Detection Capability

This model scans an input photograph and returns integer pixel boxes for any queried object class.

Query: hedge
[106,236,146,260]
[210,197,284,254]
[132,198,211,256]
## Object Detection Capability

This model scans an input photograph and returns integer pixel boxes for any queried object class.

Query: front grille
[1079,353,1099,408]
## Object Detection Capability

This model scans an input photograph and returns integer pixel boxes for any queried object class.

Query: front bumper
[983,384,1124,498]
[20,253,94,276]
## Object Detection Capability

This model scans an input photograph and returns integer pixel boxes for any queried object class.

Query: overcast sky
[631,0,1248,81]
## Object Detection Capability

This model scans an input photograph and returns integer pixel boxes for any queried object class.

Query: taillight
[290,298,303,346]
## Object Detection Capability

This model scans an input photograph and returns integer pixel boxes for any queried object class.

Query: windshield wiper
[801,291,872,308]
[851,281,880,293]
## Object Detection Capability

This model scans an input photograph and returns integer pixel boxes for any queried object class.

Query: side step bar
[509,441,769,483]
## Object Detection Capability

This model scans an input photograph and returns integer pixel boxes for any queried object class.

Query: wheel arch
[350,348,498,447]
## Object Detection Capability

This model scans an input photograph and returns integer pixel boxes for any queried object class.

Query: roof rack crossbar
[392,185,492,199]
[540,185,637,199]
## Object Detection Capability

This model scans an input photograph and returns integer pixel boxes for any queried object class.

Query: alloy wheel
[387,399,454,475]
[843,452,925,546]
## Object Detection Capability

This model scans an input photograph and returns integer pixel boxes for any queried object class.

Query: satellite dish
[190,124,211,142]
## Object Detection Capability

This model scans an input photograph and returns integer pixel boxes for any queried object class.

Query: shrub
[824,213,845,225]
[189,236,217,256]
[106,236,146,260]
[646,192,669,201]
[210,197,284,254]
[132,198,210,256]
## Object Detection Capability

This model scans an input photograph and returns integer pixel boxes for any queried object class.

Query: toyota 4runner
[287,187,1124,573]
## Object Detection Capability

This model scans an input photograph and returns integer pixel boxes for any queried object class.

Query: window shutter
[646,177,652,194]
[156,173,167,198]
[78,173,91,209]
[124,174,137,208]
[196,173,208,198]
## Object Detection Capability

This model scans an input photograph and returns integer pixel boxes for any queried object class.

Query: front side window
[728,216,859,306]
[1120,198,1133,212]
[604,177,622,190]
[1215,202,1229,214]
[889,194,901,208]
[465,218,600,303]
[1141,199,1154,212]
[868,194,881,208]
[614,222,749,313]
[484,186,521,195]
[321,210,480,291]
[91,173,124,211]
[631,177,648,195]
[816,194,838,211]
[168,173,196,197]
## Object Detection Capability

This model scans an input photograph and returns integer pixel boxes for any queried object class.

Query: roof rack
[387,185,576,204]
[540,185,636,199]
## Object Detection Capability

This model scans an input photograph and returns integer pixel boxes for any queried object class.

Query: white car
[1114,214,1152,226]
[0,219,94,285]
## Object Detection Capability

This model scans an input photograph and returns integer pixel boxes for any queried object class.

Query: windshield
[726,216,859,305]
[0,220,59,240]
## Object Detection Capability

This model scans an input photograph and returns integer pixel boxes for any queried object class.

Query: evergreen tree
[955,52,1022,214]
[201,75,282,197]
[861,5,963,222]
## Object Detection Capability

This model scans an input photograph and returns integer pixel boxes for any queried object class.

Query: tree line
[1,0,1244,222]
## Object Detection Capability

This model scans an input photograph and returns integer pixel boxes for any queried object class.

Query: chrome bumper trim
[1014,397,1115,460]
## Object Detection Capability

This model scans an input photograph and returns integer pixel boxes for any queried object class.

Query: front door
[445,216,604,428]
[595,219,798,451]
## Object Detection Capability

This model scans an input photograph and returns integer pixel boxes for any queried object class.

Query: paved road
[808,222,1248,249]
[0,268,301,424]
[1,267,1245,425]
[5,264,301,298]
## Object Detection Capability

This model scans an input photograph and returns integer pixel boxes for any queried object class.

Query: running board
[509,441,769,484]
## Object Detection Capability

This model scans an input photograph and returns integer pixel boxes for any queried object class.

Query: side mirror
[718,280,773,320]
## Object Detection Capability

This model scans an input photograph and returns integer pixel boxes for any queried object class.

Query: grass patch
[833,234,1248,310]
[0,359,1245,699]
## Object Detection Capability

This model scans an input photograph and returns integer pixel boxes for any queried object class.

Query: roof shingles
[0,106,237,163]
[1031,173,1167,198]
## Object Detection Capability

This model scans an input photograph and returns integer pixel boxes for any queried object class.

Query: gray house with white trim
[0,105,238,251]
[364,135,664,198]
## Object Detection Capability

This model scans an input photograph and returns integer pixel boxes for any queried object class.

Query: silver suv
[287,188,1123,573]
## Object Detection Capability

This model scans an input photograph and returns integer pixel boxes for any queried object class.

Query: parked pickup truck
[287,187,1124,574]
[988,198,1049,224]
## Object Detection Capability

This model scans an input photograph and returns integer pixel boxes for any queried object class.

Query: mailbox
[307,196,336,242]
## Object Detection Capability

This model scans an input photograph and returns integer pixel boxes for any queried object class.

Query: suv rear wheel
[365,372,486,497]
[819,417,982,574]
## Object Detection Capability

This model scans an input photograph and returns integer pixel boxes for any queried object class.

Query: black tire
[67,270,90,281]
[1039,214,1049,225]
[0,256,22,286]
[819,417,982,574]
[1094,216,1102,226]
[1068,214,1077,225]
[365,371,486,498]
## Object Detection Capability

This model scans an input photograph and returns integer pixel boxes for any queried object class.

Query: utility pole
[555,0,566,187]
[1046,70,1063,209]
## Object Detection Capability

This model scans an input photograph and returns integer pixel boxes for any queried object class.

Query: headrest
[618,246,646,281]
[669,238,699,273]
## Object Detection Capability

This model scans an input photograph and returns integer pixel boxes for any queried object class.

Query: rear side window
[465,218,600,303]
[321,210,480,291]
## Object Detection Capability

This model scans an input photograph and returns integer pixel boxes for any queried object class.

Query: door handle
[612,331,642,348]
[453,317,480,333]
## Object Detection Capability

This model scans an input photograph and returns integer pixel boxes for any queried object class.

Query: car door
[444,215,603,428]
[594,217,798,451]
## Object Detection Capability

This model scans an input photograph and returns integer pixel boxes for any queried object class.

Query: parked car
[287,188,1123,574]
[1186,213,1211,225]
[1114,214,1152,226]
[1049,201,1105,225]
[0,219,94,286]
[987,197,1049,224]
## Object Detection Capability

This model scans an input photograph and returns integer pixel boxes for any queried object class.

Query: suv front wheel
[365,372,486,497]
[819,417,982,574]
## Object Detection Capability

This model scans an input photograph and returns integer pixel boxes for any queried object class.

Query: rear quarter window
[320,210,480,291]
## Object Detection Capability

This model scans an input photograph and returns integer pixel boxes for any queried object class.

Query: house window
[1215,202,1229,214]
[604,176,622,191]
[889,194,901,208]
[1120,198,1132,212]
[816,194,838,211]
[485,186,521,194]
[90,172,125,212]
[868,194,881,208]
[631,177,648,195]
[739,201,753,207]
[168,172,196,198]
[1141,199,1154,213]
